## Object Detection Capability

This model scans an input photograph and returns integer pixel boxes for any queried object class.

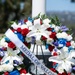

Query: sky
[46,0,75,12]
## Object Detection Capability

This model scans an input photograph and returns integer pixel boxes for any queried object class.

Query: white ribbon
[5,29,57,75]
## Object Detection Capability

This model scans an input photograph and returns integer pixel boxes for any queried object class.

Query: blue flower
[53,40,59,46]
[0,48,5,57]
[18,19,24,25]
[53,63,58,68]
[31,36,35,44]
[60,25,69,32]
[15,32,24,42]
[72,66,75,72]
[13,60,19,65]
[54,48,58,52]
[45,44,49,49]
[28,17,33,22]
[58,38,67,47]
[5,37,10,42]
[5,60,9,64]
[68,46,74,52]
[10,70,20,75]
[52,29,55,32]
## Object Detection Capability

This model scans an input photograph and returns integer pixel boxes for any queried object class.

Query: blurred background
[0,0,32,33]
[47,0,75,31]
[0,0,75,37]
[46,0,75,39]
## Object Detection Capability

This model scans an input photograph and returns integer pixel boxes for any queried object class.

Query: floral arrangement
[0,15,75,75]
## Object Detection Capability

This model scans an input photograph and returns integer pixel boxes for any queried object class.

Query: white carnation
[62,46,68,52]
[11,22,28,30]
[47,38,54,45]
[61,32,68,39]
[43,18,51,24]
[0,38,8,47]
[56,32,68,39]
[67,35,72,41]
[56,33,61,38]
[54,26,60,32]
[36,40,43,45]
[71,41,75,48]
[25,37,32,43]
[0,64,14,72]
[21,73,31,75]
[20,24,28,29]
[51,24,56,28]
[26,20,32,26]
[11,22,19,29]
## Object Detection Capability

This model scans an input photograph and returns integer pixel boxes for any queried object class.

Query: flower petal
[49,56,62,63]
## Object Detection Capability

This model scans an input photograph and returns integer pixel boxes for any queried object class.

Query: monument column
[32,0,46,18]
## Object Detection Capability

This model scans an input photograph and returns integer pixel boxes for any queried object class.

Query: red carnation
[49,45,55,52]
[49,32,56,39]
[62,73,67,75]
[11,29,16,32]
[47,28,52,31]
[68,73,71,75]
[17,28,21,33]
[24,19,28,23]
[2,47,7,51]
[41,36,47,40]
[53,52,58,56]
[20,68,27,74]
[40,20,42,25]
[58,73,61,75]
[0,57,2,61]
[8,42,16,49]
[53,62,57,66]
[58,73,71,75]
[21,53,25,57]
[24,42,29,47]
[4,72,9,75]
[58,72,67,75]
[50,68,56,72]
[66,42,71,47]
[21,28,29,36]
